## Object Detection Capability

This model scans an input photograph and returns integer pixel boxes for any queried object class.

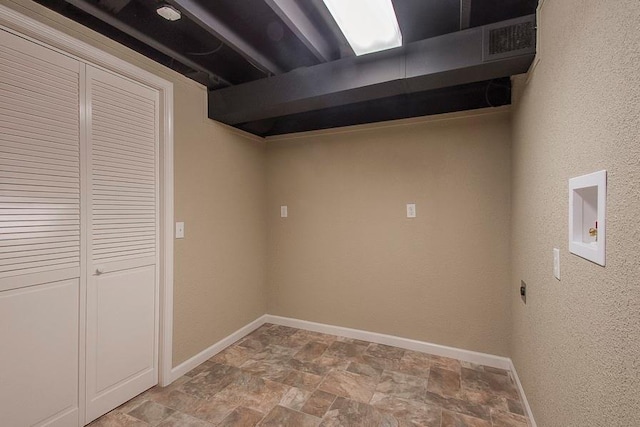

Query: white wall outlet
[280,205,288,218]
[553,248,560,280]
[406,203,416,218]
[175,222,185,239]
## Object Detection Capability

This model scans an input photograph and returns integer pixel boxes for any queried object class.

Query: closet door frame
[0,0,176,407]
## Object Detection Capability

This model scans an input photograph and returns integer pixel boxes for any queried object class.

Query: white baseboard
[168,314,267,382]
[508,359,537,427]
[264,315,512,370]
[166,313,535,427]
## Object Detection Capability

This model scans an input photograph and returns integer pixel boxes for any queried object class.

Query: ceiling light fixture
[322,0,402,56]
[157,4,181,21]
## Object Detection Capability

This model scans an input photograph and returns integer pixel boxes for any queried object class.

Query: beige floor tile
[127,401,175,426]
[427,366,462,398]
[318,369,377,403]
[259,405,320,427]
[91,326,531,427]
[89,411,150,427]
[441,409,491,427]
[491,409,530,427]
[370,393,442,427]
[279,386,312,411]
[301,390,337,418]
[218,407,264,427]
[294,341,330,362]
[156,412,213,427]
[320,397,398,427]
[375,370,428,402]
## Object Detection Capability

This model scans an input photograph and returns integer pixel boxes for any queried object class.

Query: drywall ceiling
[37,0,538,135]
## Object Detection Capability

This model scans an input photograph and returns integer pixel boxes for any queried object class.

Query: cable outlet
[520,280,527,304]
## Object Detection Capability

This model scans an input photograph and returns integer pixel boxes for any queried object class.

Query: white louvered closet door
[0,29,82,427]
[85,66,160,422]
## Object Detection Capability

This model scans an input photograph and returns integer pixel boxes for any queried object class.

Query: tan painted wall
[510,0,640,425]
[0,0,268,366]
[266,110,512,356]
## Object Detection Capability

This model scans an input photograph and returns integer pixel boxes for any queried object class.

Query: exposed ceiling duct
[43,0,538,136]
[209,15,536,130]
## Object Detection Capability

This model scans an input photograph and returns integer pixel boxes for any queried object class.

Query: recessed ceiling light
[157,4,181,21]
[323,0,402,56]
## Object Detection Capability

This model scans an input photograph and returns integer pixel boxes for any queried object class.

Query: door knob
[95,267,105,275]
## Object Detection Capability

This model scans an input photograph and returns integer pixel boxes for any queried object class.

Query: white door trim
[0,1,175,394]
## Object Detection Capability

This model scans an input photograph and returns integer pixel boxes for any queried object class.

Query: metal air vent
[483,17,536,61]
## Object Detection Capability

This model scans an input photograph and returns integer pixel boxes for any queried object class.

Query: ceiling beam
[264,0,332,62]
[460,0,472,29]
[65,0,230,87]
[170,0,283,75]
[209,15,536,125]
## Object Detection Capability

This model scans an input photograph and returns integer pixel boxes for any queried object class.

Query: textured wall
[267,110,512,356]
[0,0,268,366]
[172,85,267,365]
[510,0,640,425]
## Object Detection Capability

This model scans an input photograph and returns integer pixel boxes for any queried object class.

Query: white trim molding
[169,316,268,382]
[0,2,175,389]
[264,315,512,370]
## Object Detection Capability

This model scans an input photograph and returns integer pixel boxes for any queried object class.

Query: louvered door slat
[0,234,79,247]
[93,81,155,108]
[0,83,78,112]
[92,138,155,158]
[0,30,80,282]
[0,58,77,89]
[91,139,155,156]
[1,171,79,184]
[88,68,158,267]
[0,162,78,178]
[0,76,79,107]
[0,43,78,78]
[92,104,155,128]
[92,98,155,122]
[0,99,78,124]
[0,240,79,253]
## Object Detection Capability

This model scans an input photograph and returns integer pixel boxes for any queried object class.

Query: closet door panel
[0,29,81,426]
[0,279,80,427]
[0,29,81,292]
[94,265,155,392]
[85,66,159,423]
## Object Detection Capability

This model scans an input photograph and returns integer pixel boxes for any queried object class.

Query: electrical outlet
[280,205,288,218]
[175,222,185,239]
[406,203,416,218]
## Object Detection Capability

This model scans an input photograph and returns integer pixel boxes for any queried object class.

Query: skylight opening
[323,0,402,56]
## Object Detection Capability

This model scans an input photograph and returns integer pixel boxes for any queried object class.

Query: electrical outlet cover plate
[175,222,185,239]
[406,203,416,218]
[553,248,560,280]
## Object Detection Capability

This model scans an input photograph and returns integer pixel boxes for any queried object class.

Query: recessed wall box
[569,170,606,266]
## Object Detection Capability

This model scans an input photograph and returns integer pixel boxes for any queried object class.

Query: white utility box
[568,170,606,266]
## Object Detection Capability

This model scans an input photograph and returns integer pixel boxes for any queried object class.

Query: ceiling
[35,0,538,136]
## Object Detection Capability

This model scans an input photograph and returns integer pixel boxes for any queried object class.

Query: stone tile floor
[90,324,530,426]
